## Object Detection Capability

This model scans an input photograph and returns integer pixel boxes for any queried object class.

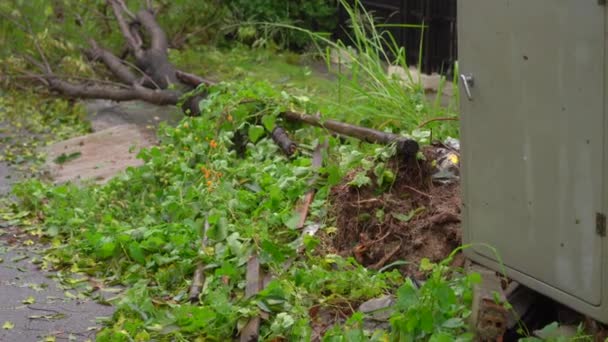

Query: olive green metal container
[459,0,608,323]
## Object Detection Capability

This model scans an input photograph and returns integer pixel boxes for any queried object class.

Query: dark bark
[19,0,419,160]
[47,78,179,105]
[282,111,419,158]
[86,40,138,85]
[239,255,261,342]
[108,0,143,58]
[176,70,215,87]
[135,49,179,89]
[136,9,168,52]
[271,126,297,156]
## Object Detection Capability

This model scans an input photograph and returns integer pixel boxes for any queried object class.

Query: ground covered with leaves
[0,90,90,177]
[0,78,481,341]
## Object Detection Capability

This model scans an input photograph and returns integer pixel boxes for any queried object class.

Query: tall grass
[259,0,459,138]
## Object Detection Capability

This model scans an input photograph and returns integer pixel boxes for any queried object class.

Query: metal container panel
[459,0,607,320]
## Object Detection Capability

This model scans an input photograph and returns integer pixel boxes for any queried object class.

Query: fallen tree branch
[115,0,136,20]
[271,126,297,156]
[47,78,179,105]
[283,111,419,158]
[188,218,209,303]
[175,70,215,87]
[108,0,143,58]
[87,39,138,85]
[136,9,168,52]
[239,255,261,342]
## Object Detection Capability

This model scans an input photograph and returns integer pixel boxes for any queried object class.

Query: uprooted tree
[1,0,419,157]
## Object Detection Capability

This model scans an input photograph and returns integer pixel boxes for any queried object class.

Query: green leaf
[262,115,276,131]
[467,272,482,285]
[393,207,425,223]
[248,125,265,143]
[96,237,116,259]
[2,321,14,330]
[420,258,435,271]
[22,295,36,304]
[348,172,371,188]
[128,242,146,265]
[441,318,464,329]
[283,212,301,230]
[260,239,292,264]
[429,332,455,342]
[324,164,342,186]
[53,152,81,165]
[270,312,295,333]
[207,216,228,241]
[419,309,434,333]
[395,280,418,310]
[534,322,560,339]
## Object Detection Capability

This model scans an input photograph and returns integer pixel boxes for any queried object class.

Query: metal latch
[460,74,474,101]
[596,213,606,237]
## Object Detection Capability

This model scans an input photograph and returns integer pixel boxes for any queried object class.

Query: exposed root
[327,146,462,279]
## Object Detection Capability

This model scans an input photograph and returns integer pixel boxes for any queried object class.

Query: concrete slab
[85,100,182,132]
[44,124,155,185]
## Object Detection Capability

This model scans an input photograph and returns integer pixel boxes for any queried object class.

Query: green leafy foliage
[226,0,337,49]
[389,255,479,341]
[8,79,431,340]
[0,90,90,175]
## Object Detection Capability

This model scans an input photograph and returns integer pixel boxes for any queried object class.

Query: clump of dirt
[329,146,461,279]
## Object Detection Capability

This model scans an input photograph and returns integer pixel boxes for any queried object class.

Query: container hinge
[596,213,606,237]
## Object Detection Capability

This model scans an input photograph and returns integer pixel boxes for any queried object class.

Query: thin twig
[10,15,53,74]
[115,0,135,20]
[417,117,459,128]
[369,243,401,270]
[403,185,432,198]
[108,0,143,57]
[0,11,27,31]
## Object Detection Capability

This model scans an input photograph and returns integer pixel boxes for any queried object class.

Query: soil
[327,146,462,279]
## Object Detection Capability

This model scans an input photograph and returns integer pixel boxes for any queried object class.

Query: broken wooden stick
[282,111,419,158]
[239,255,261,342]
[294,139,326,229]
[271,126,297,157]
[188,218,209,303]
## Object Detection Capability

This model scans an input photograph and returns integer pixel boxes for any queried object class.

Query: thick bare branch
[87,40,138,85]
[136,49,178,89]
[115,0,135,20]
[129,22,144,48]
[108,0,143,58]
[136,9,168,52]
[47,77,179,105]
[283,111,419,158]
[176,70,215,87]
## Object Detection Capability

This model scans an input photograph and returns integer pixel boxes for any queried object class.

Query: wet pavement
[0,100,179,341]
[0,245,114,342]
